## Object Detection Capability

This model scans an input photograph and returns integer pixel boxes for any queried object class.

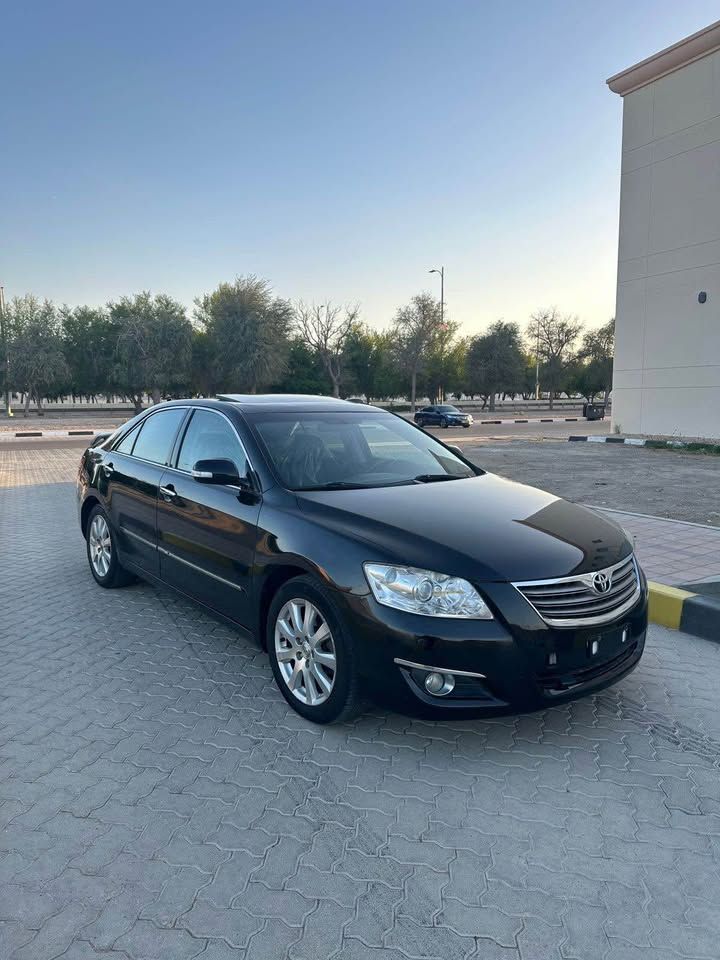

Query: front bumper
[340,576,648,717]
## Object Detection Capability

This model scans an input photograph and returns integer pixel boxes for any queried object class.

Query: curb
[569,435,645,445]
[0,429,100,440]
[648,581,720,643]
[569,436,720,451]
[475,417,581,425]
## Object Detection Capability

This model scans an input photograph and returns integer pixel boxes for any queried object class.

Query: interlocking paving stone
[2,447,720,960]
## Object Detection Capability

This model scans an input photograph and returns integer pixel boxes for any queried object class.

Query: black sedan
[414,404,473,428]
[77,395,647,724]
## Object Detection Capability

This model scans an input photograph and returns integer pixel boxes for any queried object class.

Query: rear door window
[131,409,187,465]
[115,423,142,455]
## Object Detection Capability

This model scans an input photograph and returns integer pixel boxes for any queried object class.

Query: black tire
[463,424,470,429]
[85,504,135,588]
[416,417,425,428]
[441,417,449,428]
[267,575,362,724]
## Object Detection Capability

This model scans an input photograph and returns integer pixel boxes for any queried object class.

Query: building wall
[612,50,720,438]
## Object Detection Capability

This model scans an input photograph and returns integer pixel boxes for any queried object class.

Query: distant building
[607,20,720,439]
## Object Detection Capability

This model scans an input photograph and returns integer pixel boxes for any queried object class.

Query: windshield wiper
[413,473,467,483]
[295,481,376,491]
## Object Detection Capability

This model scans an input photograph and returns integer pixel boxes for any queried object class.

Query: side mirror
[191,458,241,485]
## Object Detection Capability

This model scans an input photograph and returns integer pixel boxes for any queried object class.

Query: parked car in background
[77,395,647,724]
[415,404,473,428]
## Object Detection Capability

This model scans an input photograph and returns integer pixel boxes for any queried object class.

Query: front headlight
[363,563,493,619]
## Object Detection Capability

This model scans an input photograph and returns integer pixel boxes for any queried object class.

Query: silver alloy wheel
[89,514,112,578]
[274,599,337,706]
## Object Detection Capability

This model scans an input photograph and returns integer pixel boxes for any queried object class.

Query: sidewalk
[597,507,720,641]
[597,507,720,590]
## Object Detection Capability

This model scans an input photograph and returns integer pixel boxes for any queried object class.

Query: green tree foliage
[272,337,330,395]
[108,292,192,412]
[8,295,69,415]
[61,305,113,400]
[527,307,583,409]
[573,317,614,402]
[342,324,396,402]
[190,328,214,397]
[392,293,442,411]
[420,321,464,404]
[466,321,525,411]
[195,276,292,395]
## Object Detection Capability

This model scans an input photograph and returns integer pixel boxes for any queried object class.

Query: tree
[190,327,214,397]
[392,293,442,411]
[296,301,358,397]
[577,317,614,404]
[527,308,583,409]
[109,292,192,412]
[466,321,525,411]
[421,322,464,404]
[195,277,292,396]
[272,337,330,395]
[61,305,113,401]
[8,295,69,416]
[342,324,395,402]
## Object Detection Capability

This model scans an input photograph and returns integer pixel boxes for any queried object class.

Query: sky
[2,0,719,337]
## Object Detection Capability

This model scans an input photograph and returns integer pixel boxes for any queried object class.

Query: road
[1,446,720,959]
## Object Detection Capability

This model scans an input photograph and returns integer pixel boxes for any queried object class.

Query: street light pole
[534,316,541,401]
[0,286,11,418]
[429,266,444,327]
[429,267,445,401]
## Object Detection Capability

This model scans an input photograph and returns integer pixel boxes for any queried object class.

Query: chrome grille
[514,555,641,627]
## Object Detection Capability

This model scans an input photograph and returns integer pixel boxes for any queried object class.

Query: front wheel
[267,576,361,724]
[86,505,135,588]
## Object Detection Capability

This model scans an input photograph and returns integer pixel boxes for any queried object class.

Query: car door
[156,408,261,626]
[104,407,189,575]
[425,406,439,425]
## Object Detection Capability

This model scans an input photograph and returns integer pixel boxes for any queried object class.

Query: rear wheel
[86,505,135,588]
[267,576,361,724]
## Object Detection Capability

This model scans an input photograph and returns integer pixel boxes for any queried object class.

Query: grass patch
[645,439,720,456]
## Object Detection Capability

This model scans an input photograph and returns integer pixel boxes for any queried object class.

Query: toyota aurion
[77,395,647,723]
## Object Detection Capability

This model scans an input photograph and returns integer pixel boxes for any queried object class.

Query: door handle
[102,462,114,477]
[159,484,177,500]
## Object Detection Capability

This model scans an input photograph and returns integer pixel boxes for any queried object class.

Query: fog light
[424,672,455,696]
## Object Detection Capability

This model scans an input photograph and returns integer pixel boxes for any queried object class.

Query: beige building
[607,20,720,439]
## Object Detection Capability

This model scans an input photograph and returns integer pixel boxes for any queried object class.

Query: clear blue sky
[2,0,718,335]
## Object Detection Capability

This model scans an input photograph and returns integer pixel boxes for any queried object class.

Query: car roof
[217,393,377,411]
[155,394,384,413]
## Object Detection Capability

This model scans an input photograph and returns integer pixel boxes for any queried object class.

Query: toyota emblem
[592,572,612,595]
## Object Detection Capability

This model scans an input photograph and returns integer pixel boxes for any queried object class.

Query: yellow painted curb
[647,581,695,630]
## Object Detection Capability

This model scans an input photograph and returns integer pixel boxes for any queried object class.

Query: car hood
[296,473,631,582]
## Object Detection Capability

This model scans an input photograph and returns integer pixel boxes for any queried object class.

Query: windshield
[247,410,478,490]
[436,405,460,413]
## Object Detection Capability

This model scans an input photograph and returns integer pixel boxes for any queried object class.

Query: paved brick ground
[2,448,720,960]
[599,510,720,589]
